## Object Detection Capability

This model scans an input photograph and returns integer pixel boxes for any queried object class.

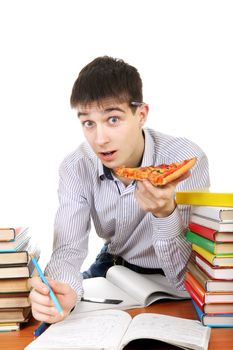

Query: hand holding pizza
[115,157,196,218]
[135,170,191,217]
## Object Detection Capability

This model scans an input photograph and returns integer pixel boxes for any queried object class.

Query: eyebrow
[77,106,126,118]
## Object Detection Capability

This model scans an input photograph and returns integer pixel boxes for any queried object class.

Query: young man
[29,56,210,323]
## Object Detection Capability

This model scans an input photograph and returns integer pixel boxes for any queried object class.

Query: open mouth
[100,151,116,156]
[99,150,117,161]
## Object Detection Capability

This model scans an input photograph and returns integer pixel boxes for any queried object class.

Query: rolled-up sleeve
[151,152,210,289]
[45,158,91,297]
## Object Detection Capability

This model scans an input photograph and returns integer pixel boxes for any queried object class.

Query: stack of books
[176,192,233,327]
[0,227,40,331]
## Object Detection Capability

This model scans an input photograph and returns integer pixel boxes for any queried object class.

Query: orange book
[186,278,233,314]
[185,271,205,302]
[185,272,233,304]
[184,280,204,309]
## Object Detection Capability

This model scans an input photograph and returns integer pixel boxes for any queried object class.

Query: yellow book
[192,243,233,266]
[0,322,20,331]
[176,192,233,207]
[0,322,19,326]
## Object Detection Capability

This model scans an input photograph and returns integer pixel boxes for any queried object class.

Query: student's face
[76,98,148,170]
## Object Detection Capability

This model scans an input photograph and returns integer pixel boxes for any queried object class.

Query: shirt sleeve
[151,152,210,290]
[44,157,91,298]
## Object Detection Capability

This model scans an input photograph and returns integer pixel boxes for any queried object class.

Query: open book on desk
[25,309,211,350]
[76,265,190,313]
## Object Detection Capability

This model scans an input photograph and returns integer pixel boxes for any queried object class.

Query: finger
[32,309,61,324]
[48,279,71,295]
[141,179,160,194]
[31,310,51,323]
[28,277,49,295]
[32,301,59,317]
[135,189,158,211]
[30,288,54,307]
[137,180,167,200]
[136,180,154,195]
[167,170,191,188]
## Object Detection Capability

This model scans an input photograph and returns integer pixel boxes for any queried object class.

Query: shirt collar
[140,128,155,167]
[98,127,155,180]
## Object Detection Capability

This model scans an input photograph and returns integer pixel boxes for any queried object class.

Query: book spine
[206,324,233,328]
[191,206,219,220]
[192,244,215,264]
[176,192,233,207]
[192,300,204,323]
[185,271,206,300]
[189,222,216,241]
[187,261,207,290]
[184,280,204,309]
[185,230,215,253]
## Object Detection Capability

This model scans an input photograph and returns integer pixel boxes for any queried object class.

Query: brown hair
[70,56,143,108]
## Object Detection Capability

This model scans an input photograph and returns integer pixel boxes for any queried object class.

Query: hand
[135,171,190,218]
[28,276,78,323]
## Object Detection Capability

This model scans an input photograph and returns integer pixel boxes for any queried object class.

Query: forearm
[44,158,92,298]
[151,207,192,289]
[44,247,85,299]
[44,203,90,298]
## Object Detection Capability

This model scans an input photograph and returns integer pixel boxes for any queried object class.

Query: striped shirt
[45,127,210,296]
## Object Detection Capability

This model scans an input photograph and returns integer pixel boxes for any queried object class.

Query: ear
[138,103,149,127]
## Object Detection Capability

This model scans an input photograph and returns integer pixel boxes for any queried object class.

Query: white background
[0,1,232,269]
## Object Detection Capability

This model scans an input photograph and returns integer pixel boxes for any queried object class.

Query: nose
[95,125,110,145]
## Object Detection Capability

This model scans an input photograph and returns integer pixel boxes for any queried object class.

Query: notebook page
[75,277,140,313]
[119,313,211,350]
[25,310,131,350]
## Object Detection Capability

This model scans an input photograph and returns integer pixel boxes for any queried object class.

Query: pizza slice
[115,157,197,186]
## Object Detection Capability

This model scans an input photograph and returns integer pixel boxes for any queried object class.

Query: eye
[82,120,94,129]
[108,116,119,125]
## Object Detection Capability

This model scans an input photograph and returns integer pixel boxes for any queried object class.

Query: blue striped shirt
[45,127,210,296]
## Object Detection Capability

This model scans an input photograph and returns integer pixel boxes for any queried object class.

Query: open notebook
[25,309,211,350]
[76,265,189,313]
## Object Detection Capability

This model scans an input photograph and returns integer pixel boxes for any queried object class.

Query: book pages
[25,310,131,350]
[119,313,211,350]
[106,265,189,306]
[25,310,211,350]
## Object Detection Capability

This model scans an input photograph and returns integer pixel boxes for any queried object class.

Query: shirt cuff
[44,265,84,301]
[151,206,186,240]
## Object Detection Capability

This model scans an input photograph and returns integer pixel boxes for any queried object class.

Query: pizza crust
[148,157,197,185]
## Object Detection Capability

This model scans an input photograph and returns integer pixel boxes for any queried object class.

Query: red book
[189,222,233,242]
[184,280,204,309]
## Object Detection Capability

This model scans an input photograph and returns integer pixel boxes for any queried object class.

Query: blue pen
[31,256,63,314]
[34,322,49,337]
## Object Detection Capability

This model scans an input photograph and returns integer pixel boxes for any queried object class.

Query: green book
[185,229,233,255]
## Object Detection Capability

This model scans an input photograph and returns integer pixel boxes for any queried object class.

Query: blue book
[192,300,233,328]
